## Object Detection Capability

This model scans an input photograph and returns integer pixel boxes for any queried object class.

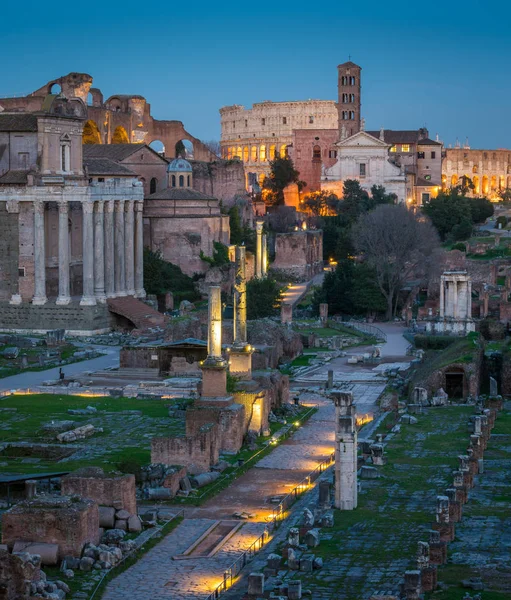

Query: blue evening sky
[1,0,509,149]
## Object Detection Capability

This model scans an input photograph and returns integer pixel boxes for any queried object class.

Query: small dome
[167,158,192,173]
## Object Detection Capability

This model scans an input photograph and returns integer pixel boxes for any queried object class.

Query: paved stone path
[0,345,119,393]
[103,385,383,600]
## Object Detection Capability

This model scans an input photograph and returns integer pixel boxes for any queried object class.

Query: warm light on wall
[356,413,374,427]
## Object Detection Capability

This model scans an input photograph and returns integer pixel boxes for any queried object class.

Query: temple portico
[3,193,145,308]
[425,271,475,336]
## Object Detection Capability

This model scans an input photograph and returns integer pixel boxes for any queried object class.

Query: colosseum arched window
[260,145,266,162]
[251,146,258,162]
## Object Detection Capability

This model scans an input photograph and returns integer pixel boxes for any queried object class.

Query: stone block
[247,572,264,596]
[1,496,99,559]
[299,555,314,572]
[288,580,302,600]
[98,507,116,529]
[304,529,320,548]
[127,515,142,533]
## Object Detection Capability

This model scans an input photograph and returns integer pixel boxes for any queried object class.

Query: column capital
[105,200,115,214]
[94,201,105,214]
[115,200,125,212]
[124,199,135,212]
[6,200,20,214]
[33,199,45,214]
[134,200,144,212]
[82,201,94,214]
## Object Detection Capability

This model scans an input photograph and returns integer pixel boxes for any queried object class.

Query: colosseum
[442,147,511,200]
[219,100,338,186]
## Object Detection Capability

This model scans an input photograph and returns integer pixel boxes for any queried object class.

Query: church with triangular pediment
[321,126,407,201]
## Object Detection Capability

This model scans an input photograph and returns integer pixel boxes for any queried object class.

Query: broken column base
[432,521,455,543]
[420,566,438,592]
[228,347,253,381]
[186,402,245,454]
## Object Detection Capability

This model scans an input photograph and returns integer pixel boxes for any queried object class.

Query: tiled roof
[146,187,217,201]
[417,138,443,146]
[82,144,147,161]
[83,158,135,176]
[0,113,38,132]
[0,170,29,184]
[367,130,422,144]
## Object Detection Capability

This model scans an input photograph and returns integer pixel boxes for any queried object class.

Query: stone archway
[82,120,101,144]
[112,126,129,144]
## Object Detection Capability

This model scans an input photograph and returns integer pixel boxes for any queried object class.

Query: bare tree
[352,204,440,320]
[203,140,221,157]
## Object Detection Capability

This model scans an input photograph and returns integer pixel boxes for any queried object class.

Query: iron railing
[338,320,387,343]
[203,451,335,600]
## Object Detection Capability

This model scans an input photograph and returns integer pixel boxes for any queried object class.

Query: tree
[203,140,221,156]
[262,155,300,206]
[352,204,440,320]
[370,184,398,206]
[175,140,186,158]
[200,242,230,267]
[302,191,340,216]
[422,189,494,241]
[246,277,284,319]
[228,206,243,245]
[143,249,199,303]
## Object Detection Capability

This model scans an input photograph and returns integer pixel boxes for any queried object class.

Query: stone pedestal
[229,348,252,380]
[281,303,292,324]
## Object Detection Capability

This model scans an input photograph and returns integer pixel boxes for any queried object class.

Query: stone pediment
[337,130,389,149]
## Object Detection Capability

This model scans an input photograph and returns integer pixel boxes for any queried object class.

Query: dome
[167,158,192,173]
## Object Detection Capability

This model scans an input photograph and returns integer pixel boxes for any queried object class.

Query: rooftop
[83,157,136,176]
[146,187,217,201]
[0,113,38,132]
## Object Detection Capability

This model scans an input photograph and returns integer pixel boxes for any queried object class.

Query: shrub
[413,335,458,350]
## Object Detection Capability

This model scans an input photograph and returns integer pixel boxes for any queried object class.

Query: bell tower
[337,61,361,138]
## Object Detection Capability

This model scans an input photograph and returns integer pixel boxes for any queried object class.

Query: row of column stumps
[14,199,145,307]
[402,401,500,599]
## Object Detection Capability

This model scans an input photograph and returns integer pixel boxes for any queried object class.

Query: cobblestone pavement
[102,386,385,599]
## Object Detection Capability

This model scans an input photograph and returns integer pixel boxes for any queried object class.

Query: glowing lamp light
[294,421,300,427]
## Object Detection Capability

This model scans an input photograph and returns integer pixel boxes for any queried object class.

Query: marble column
[332,391,358,511]
[207,285,223,361]
[93,201,106,302]
[124,200,135,296]
[453,280,458,318]
[80,201,96,306]
[104,200,115,298]
[7,200,22,305]
[114,200,126,296]
[262,233,268,277]
[32,200,47,305]
[134,200,145,298]
[255,219,263,278]
[233,245,247,346]
[439,277,445,318]
[467,280,472,318]
[56,202,71,305]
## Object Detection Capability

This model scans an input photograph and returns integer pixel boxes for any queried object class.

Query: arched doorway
[149,140,165,156]
[473,175,480,194]
[175,139,194,159]
[86,92,94,106]
[82,120,102,144]
[112,126,129,144]
[482,175,489,195]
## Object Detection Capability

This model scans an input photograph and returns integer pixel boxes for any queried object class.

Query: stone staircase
[107,297,169,331]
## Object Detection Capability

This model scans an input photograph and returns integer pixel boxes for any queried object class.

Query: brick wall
[185,404,245,453]
[1,497,99,559]
[0,204,18,301]
[61,473,136,514]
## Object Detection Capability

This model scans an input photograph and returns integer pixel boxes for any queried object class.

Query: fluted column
[93,201,106,302]
[114,200,126,296]
[56,202,71,305]
[233,245,247,345]
[80,201,96,306]
[32,200,47,305]
[134,200,145,298]
[124,200,135,296]
[255,219,263,278]
[439,277,445,318]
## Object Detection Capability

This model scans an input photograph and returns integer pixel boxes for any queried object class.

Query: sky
[1,0,509,149]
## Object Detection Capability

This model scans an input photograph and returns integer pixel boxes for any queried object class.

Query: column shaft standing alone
[93,201,106,302]
[255,219,263,278]
[262,233,268,276]
[80,201,96,306]
[124,200,135,296]
[114,200,126,296]
[332,391,358,510]
[439,277,445,318]
[56,202,71,305]
[233,245,247,345]
[134,200,145,298]
[32,200,47,305]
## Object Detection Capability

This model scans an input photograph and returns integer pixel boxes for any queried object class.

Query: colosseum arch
[83,120,102,144]
[49,82,62,95]
[149,140,165,156]
[175,139,194,159]
[451,174,458,186]
[473,175,480,194]
[112,126,129,144]
[482,175,489,195]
